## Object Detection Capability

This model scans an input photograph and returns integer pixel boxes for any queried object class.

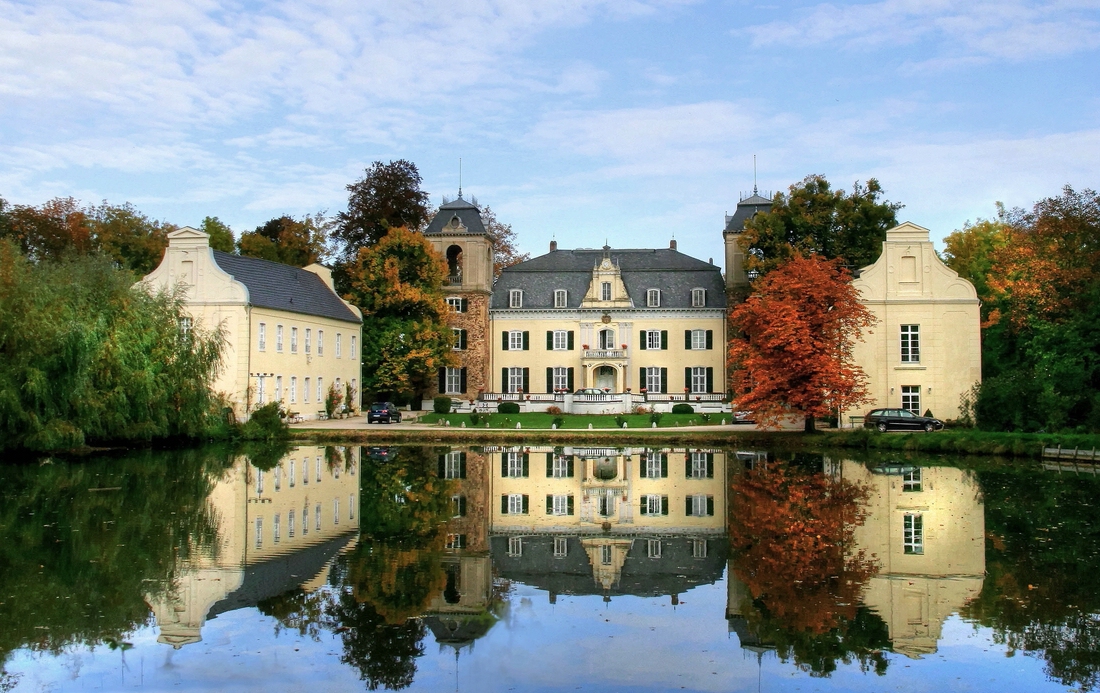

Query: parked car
[733,411,757,424]
[367,402,402,424]
[863,408,943,432]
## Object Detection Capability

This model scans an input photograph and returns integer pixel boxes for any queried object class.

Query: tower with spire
[723,161,772,291]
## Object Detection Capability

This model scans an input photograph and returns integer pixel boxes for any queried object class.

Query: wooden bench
[286,411,303,424]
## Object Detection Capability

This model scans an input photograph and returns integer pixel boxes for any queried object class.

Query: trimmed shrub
[649,412,663,426]
[546,405,562,415]
[552,416,565,429]
[434,396,453,414]
[498,401,520,414]
[469,412,482,426]
[672,403,695,414]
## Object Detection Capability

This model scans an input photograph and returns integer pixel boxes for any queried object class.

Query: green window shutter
[706,367,714,393]
[567,496,574,515]
[502,368,508,393]
[567,456,575,477]
[706,453,714,478]
[661,495,669,515]
[546,495,553,514]
[639,330,646,350]
[460,368,467,394]
[523,331,530,350]
[661,453,668,478]
[501,457,508,477]
[437,454,445,477]
[460,298,468,312]
[707,496,714,516]
[685,367,692,392]
[502,332,509,350]
[685,330,692,349]
[660,330,668,350]
[660,368,668,393]
[686,496,693,516]
[459,452,467,479]
[546,453,554,477]
[567,368,575,391]
[705,330,713,350]
[685,456,692,478]
[567,331,574,350]
[460,329,468,350]
[639,367,646,390]
[546,331,553,350]
[501,495,508,514]
[522,495,529,514]
[459,496,467,516]
[438,368,446,393]
[639,497,648,515]
[546,367,553,393]
[522,368,530,393]
[522,453,530,477]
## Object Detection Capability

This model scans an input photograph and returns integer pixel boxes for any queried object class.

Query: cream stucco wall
[142,227,362,419]
[846,222,982,422]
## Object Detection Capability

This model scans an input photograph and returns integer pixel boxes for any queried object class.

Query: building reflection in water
[144,446,361,648]
[726,454,985,661]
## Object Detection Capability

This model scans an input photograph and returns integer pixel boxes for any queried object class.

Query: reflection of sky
[5,578,1067,693]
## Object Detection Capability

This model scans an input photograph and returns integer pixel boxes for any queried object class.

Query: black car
[863,408,944,432]
[367,402,402,424]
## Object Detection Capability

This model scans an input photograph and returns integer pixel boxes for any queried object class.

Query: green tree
[1,197,93,262]
[741,175,902,277]
[464,198,528,277]
[940,205,1007,305]
[0,240,225,451]
[87,201,172,274]
[200,216,235,253]
[344,227,453,401]
[237,213,328,267]
[335,160,431,262]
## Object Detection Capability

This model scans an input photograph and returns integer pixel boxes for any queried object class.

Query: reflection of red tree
[731,462,877,634]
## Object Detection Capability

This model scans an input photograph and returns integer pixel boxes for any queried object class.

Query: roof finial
[458,157,462,199]
[753,154,758,196]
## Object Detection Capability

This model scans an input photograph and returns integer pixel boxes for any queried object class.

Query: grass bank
[819,428,1100,458]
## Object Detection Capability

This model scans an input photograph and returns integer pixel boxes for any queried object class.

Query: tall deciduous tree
[466,198,529,277]
[741,175,902,277]
[941,206,1007,309]
[87,201,172,275]
[335,160,431,261]
[199,216,235,253]
[344,227,453,402]
[2,197,94,262]
[729,254,875,431]
[237,214,328,267]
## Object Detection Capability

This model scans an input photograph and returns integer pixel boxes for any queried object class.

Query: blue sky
[2,0,1098,266]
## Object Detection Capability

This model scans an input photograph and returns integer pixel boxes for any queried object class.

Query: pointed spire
[753,154,758,196]
[458,157,463,199]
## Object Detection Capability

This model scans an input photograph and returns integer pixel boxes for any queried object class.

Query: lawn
[418,412,736,429]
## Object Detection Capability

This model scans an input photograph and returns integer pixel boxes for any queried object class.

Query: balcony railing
[582,348,626,359]
[444,274,462,286]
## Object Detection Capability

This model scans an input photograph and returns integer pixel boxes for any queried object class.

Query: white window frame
[333,498,340,525]
[509,289,523,308]
[288,510,296,538]
[276,325,284,352]
[317,377,323,403]
[258,323,267,351]
[290,377,297,404]
[257,375,266,405]
[290,327,298,353]
[303,378,310,403]
[644,452,662,479]
[902,385,921,414]
[646,289,660,307]
[600,544,612,565]
[443,451,463,479]
[903,468,923,492]
[273,513,280,544]
[254,517,263,549]
[445,367,462,395]
[690,452,708,479]
[551,494,569,516]
[691,329,706,350]
[553,537,568,558]
[552,367,568,392]
[598,493,615,517]
[551,454,570,478]
[647,539,662,559]
[255,468,264,494]
[506,452,524,478]
[446,533,466,550]
[506,493,524,514]
[691,367,707,394]
[179,316,192,337]
[336,333,342,358]
[645,367,662,392]
[317,330,324,356]
[644,494,662,514]
[452,328,464,351]
[289,459,296,488]
[446,296,464,313]
[689,494,709,517]
[904,513,924,554]
[304,328,311,354]
[601,281,612,301]
[692,539,708,558]
[645,330,662,350]
[552,330,568,350]
[900,324,920,363]
[350,335,357,359]
[274,465,281,491]
[316,457,322,483]
[554,289,567,308]
[302,505,309,535]
[508,536,523,557]
[508,330,524,350]
[315,503,322,531]
[691,288,706,307]
[508,367,524,393]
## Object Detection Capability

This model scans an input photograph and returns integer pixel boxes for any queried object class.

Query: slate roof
[491,248,727,310]
[424,197,488,236]
[723,192,772,234]
[489,535,728,597]
[211,251,361,324]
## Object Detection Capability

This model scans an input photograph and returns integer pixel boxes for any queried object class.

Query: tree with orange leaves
[344,226,454,401]
[729,253,875,431]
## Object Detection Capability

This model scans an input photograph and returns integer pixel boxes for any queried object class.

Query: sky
[2,0,1098,267]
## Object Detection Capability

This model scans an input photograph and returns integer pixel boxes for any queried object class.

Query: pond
[1,443,1098,692]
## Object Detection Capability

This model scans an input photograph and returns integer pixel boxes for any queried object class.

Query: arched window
[446,245,463,283]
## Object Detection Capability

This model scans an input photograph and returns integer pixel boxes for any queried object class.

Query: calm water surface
[1,443,1097,692]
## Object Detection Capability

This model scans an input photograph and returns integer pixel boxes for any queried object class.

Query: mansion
[426,193,981,421]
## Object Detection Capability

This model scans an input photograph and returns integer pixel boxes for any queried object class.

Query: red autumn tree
[729,253,875,431]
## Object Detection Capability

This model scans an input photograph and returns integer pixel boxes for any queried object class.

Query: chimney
[709,257,713,265]
[550,240,557,251]
[670,239,677,251]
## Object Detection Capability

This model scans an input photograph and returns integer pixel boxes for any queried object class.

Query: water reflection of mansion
[482,447,729,600]
[727,459,985,658]
[145,446,361,647]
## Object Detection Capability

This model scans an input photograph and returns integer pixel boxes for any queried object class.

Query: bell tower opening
[446,245,463,284]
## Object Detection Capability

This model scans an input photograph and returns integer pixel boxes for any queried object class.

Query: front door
[595,366,616,391]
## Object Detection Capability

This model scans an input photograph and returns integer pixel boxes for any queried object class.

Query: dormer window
[691,288,706,307]
[647,289,661,307]
[509,289,523,308]
[601,282,612,301]
[554,289,567,308]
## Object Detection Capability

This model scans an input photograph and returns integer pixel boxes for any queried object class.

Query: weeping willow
[0,240,225,451]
